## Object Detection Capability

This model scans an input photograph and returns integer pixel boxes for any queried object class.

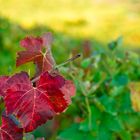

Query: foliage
[0,33,75,139]
[0,17,140,140]
[57,37,140,140]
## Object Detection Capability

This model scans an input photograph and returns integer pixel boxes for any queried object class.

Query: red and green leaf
[16,33,55,74]
[5,71,75,132]
[0,32,76,137]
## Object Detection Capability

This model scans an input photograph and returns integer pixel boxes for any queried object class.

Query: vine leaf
[5,71,75,132]
[16,33,55,74]
[0,76,9,97]
[0,112,23,140]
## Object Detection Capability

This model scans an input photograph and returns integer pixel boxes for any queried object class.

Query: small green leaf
[58,124,84,140]
[111,74,129,87]
[79,105,101,132]
[108,36,123,50]
[99,95,117,115]
[116,90,133,113]
[120,113,140,131]
[101,113,124,132]
[108,41,117,50]
[58,124,95,140]
[93,71,102,83]
[81,58,91,69]
[119,130,132,140]
[97,124,113,140]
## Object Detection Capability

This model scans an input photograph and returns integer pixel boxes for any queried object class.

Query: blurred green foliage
[57,36,140,140]
[0,17,140,140]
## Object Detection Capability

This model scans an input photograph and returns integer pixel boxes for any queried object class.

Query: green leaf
[119,130,132,140]
[81,58,91,69]
[108,36,123,50]
[93,71,102,83]
[99,95,117,115]
[119,113,140,131]
[97,124,113,140]
[108,41,117,50]
[58,124,81,140]
[116,90,133,113]
[111,74,129,87]
[58,124,95,140]
[101,113,124,132]
[79,105,101,132]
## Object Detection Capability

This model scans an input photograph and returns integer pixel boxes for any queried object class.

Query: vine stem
[31,54,81,83]
[55,54,81,69]
[90,97,106,112]
[85,97,92,130]
[31,76,40,83]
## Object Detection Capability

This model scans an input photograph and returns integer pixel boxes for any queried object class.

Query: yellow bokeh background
[0,0,140,48]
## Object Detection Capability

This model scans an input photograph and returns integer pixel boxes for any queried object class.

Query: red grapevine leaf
[5,71,75,132]
[16,33,55,74]
[42,32,53,47]
[0,113,23,140]
[60,80,76,104]
[41,33,56,72]
[20,36,43,51]
[16,51,42,67]
[0,76,9,97]
[63,80,76,97]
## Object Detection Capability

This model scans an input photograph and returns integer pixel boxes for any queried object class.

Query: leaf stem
[55,54,81,69]
[90,97,106,112]
[31,54,81,83]
[85,97,92,130]
[31,76,40,83]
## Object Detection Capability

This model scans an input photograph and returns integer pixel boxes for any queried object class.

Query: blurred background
[1,0,140,46]
[0,0,140,74]
[0,0,140,140]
